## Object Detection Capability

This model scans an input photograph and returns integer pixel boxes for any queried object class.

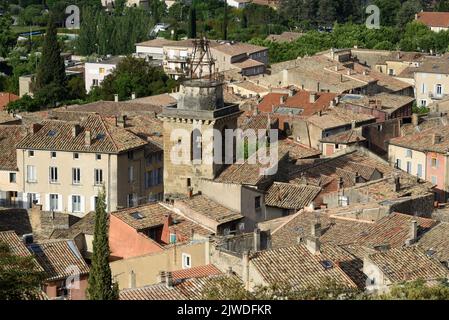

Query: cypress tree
[33,13,67,107]
[34,13,67,94]
[87,188,118,300]
[188,2,197,39]
[223,0,228,40]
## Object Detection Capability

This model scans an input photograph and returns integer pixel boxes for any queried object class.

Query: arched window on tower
[191,129,202,163]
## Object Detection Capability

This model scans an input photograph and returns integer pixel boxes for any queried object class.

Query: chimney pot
[394,177,400,192]
[84,130,91,146]
[32,123,42,134]
[253,228,261,251]
[165,272,173,288]
[72,124,81,138]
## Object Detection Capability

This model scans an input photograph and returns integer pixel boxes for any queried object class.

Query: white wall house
[84,57,122,93]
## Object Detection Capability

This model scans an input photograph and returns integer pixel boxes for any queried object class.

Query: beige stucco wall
[110,240,209,289]
[415,71,449,107]
[16,147,145,216]
[388,144,426,178]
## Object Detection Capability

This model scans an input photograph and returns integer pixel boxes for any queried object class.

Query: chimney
[338,177,344,190]
[114,94,119,102]
[309,92,318,104]
[119,115,127,128]
[334,65,339,72]
[311,220,321,238]
[226,267,234,276]
[351,120,356,129]
[394,176,400,192]
[253,228,261,251]
[347,69,352,76]
[84,130,91,146]
[131,92,136,100]
[165,271,173,288]
[289,88,295,97]
[412,113,419,126]
[158,271,166,283]
[280,95,287,104]
[316,82,320,92]
[164,213,173,227]
[306,236,321,255]
[32,123,42,134]
[432,134,442,145]
[340,74,343,82]
[405,220,418,245]
[129,270,136,289]
[71,124,81,138]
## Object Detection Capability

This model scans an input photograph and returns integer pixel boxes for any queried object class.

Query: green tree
[374,0,401,26]
[396,0,423,28]
[379,279,449,300]
[0,15,16,58]
[6,94,41,112]
[34,13,67,107]
[91,56,178,101]
[188,2,197,39]
[87,188,118,300]
[76,6,98,55]
[223,0,228,40]
[0,241,46,300]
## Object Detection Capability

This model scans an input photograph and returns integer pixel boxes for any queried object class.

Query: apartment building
[162,39,197,80]
[414,55,449,108]
[159,39,268,79]
[388,125,449,202]
[211,42,268,77]
[15,114,148,217]
[0,126,28,208]
[135,38,176,62]
[84,56,123,93]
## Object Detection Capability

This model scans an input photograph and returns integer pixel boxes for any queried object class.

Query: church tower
[159,38,242,200]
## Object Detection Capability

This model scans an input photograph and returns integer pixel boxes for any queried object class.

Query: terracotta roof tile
[368,246,448,283]
[172,264,222,280]
[417,11,449,28]
[0,125,28,170]
[111,203,213,240]
[265,182,321,210]
[16,114,147,154]
[119,274,239,300]
[29,240,89,281]
[176,194,243,224]
[250,244,358,290]
[417,222,449,263]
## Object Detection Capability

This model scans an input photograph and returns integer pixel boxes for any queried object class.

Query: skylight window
[96,133,105,140]
[320,260,333,270]
[130,212,144,220]
[47,130,57,137]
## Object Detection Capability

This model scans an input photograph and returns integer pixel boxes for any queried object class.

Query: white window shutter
[80,195,85,214]
[58,194,63,212]
[67,195,72,213]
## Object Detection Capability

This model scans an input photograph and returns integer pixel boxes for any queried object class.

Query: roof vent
[47,130,57,137]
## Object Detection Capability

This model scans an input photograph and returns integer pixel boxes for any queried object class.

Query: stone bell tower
[159,38,242,200]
